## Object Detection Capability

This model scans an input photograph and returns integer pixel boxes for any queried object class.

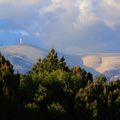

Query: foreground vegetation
[0,49,120,120]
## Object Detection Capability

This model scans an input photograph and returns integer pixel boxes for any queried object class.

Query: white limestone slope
[0,45,47,73]
[0,45,47,62]
[0,45,84,73]
[81,54,120,74]
[0,44,120,79]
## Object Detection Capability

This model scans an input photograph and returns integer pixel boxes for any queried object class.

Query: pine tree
[31,48,69,73]
[0,53,19,96]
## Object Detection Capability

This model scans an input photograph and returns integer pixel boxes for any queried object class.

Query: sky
[0,0,120,54]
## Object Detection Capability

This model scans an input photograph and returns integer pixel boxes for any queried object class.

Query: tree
[0,54,20,120]
[31,48,69,73]
[0,54,19,97]
[21,49,94,117]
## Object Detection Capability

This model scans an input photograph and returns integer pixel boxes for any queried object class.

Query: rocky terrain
[0,44,120,80]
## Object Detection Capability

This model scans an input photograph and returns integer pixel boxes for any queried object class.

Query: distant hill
[81,53,120,80]
[0,45,98,74]
[0,45,120,80]
[81,53,120,72]
[0,45,47,73]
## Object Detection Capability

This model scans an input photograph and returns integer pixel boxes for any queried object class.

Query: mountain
[81,53,120,80]
[0,44,99,74]
[0,44,120,80]
[104,69,120,80]
[0,45,47,73]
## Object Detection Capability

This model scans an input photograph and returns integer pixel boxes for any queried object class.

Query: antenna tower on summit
[20,38,23,45]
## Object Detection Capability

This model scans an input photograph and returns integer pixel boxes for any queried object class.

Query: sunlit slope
[0,45,120,80]
[0,45,46,61]
[0,45,47,73]
[81,54,120,73]
[0,45,84,73]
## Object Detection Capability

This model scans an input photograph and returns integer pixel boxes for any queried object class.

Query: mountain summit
[0,45,47,73]
[0,45,120,80]
[0,44,84,73]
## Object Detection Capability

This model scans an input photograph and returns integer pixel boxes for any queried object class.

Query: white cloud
[73,0,99,30]
[0,0,40,5]
[102,0,120,8]
[39,0,75,16]
[73,0,120,30]
[40,0,120,30]
[95,0,120,29]
[36,0,120,53]
[0,0,120,53]
[40,0,63,13]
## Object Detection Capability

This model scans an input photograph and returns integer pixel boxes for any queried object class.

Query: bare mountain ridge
[0,45,120,80]
[81,54,120,73]
[0,45,87,73]
[0,45,47,73]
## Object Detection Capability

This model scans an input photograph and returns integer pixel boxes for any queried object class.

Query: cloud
[0,0,120,54]
[43,0,120,27]
[0,0,39,5]
[36,0,120,53]
[39,0,63,13]
[94,0,120,29]
[40,0,120,29]
[73,0,99,30]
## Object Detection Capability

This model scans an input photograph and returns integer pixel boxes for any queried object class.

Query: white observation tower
[20,38,23,45]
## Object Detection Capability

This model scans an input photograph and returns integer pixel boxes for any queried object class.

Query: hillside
[0,45,85,73]
[0,45,120,80]
[81,53,120,79]
[0,45,47,73]
[81,54,120,72]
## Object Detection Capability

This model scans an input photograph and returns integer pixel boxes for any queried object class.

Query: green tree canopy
[0,53,19,96]
[20,49,93,115]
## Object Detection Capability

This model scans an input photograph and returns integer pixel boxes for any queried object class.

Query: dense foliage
[0,54,20,120]
[0,49,120,120]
